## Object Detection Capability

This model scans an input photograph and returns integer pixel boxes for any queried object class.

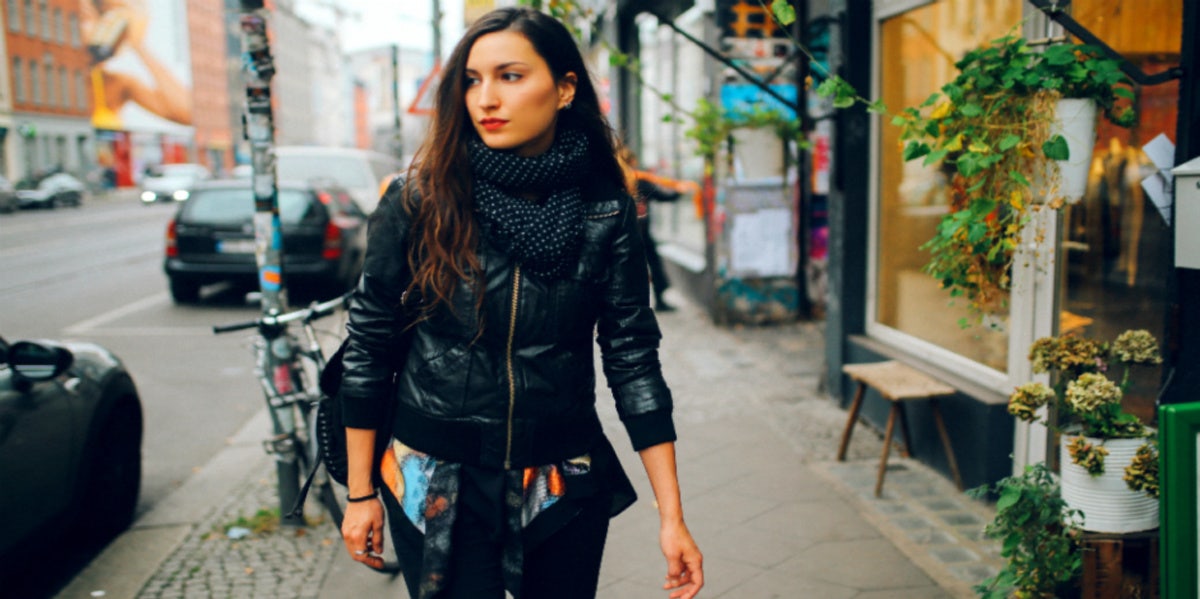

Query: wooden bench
[838,361,964,497]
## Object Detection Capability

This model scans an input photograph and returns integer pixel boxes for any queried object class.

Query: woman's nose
[476,81,499,110]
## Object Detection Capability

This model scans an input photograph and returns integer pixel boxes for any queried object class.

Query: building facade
[3,0,93,181]
[188,0,234,176]
[603,0,1197,490]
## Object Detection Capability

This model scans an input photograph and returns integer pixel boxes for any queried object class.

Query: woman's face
[464,30,576,157]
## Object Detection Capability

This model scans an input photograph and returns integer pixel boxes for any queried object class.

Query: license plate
[217,239,256,254]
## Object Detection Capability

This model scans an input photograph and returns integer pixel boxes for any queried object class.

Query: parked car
[0,175,17,213]
[163,179,368,304]
[16,172,87,209]
[275,146,400,214]
[0,334,143,575]
[230,164,253,179]
[140,163,212,204]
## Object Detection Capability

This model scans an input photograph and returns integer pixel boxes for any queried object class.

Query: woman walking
[337,7,703,599]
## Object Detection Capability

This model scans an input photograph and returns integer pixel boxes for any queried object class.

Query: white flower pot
[1059,435,1158,533]
[731,127,785,180]
[1050,98,1098,203]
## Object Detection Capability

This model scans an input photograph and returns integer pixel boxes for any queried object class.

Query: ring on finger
[354,550,366,556]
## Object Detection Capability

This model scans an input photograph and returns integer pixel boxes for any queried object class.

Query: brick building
[187,0,234,176]
[2,0,94,181]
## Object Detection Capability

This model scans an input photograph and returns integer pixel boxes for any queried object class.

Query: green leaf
[923,149,949,166]
[1010,170,1030,186]
[891,115,908,127]
[770,0,796,26]
[960,103,984,117]
[1043,134,1070,160]
[1114,87,1135,100]
[903,142,931,161]
[957,153,983,177]
[993,489,1022,513]
[867,99,888,114]
[662,114,673,123]
[998,134,1021,151]
[815,77,840,99]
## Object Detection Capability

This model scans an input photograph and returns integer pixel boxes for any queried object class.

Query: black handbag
[289,322,413,518]
[314,328,412,487]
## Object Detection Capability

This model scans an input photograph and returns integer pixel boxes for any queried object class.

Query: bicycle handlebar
[213,292,352,335]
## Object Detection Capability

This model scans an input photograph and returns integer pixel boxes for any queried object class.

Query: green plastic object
[1160,401,1200,599]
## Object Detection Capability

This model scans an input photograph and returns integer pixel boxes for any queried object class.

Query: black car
[163,180,368,304]
[0,335,143,572]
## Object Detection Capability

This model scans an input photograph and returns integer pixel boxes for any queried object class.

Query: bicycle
[213,293,350,530]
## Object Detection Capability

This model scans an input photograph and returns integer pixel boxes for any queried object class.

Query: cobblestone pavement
[59,292,1002,599]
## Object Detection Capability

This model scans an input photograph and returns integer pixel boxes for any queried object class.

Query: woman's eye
[465,76,480,87]
[501,72,522,82]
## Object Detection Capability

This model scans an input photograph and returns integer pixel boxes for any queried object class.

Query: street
[1,194,310,597]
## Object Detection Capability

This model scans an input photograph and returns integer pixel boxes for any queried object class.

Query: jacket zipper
[504,264,521,469]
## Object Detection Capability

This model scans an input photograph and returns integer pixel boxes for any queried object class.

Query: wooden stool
[837,361,963,497]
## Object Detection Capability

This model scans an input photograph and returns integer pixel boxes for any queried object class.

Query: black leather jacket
[341,179,675,470]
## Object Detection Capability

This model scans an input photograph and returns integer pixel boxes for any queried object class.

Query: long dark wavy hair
[403,7,624,315]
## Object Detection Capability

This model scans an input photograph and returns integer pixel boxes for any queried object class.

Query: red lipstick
[480,118,507,131]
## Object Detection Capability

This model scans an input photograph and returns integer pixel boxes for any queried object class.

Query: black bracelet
[347,491,378,503]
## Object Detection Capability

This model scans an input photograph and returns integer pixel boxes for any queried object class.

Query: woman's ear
[558,72,578,109]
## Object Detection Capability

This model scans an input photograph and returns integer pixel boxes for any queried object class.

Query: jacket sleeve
[596,193,677,451]
[340,178,411,429]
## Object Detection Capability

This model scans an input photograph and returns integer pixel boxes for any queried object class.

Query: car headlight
[173,190,190,201]
[141,191,156,203]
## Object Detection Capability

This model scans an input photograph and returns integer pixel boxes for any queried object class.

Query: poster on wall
[82,0,193,134]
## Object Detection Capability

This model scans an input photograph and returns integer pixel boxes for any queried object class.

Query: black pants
[384,479,611,599]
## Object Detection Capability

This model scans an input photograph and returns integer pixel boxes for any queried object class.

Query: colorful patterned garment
[379,440,593,599]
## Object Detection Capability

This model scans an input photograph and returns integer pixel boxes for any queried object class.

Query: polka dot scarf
[468,126,590,280]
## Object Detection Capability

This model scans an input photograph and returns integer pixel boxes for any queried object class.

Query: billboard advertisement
[81,0,193,134]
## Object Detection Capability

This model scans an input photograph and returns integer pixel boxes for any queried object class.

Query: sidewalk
[57,292,1001,599]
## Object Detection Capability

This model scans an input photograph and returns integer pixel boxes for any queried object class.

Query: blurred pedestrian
[620,147,682,312]
[337,7,703,599]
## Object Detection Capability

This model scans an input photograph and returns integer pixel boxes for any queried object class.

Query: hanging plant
[685,98,805,162]
[894,35,1135,315]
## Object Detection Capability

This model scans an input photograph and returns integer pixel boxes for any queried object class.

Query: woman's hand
[660,519,703,598]
[341,496,386,570]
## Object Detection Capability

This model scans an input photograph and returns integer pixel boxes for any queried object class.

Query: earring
[563,101,573,110]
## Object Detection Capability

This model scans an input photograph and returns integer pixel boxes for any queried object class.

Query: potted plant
[1008,329,1162,533]
[894,35,1135,315]
[970,462,1083,599]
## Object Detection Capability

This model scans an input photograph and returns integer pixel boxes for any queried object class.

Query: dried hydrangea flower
[1111,329,1162,366]
[1066,435,1108,476]
[1028,335,1104,374]
[1029,337,1058,374]
[1124,443,1159,498]
[1008,382,1056,422]
[1065,372,1122,414]
[1056,336,1106,372]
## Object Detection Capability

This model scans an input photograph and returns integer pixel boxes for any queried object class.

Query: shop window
[874,0,1024,374]
[1057,0,1180,423]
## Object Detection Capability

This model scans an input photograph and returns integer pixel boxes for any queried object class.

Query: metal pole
[238,0,299,525]
[392,44,403,158]
[431,0,442,66]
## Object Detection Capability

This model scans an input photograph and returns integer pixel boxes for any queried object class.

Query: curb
[55,410,273,599]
